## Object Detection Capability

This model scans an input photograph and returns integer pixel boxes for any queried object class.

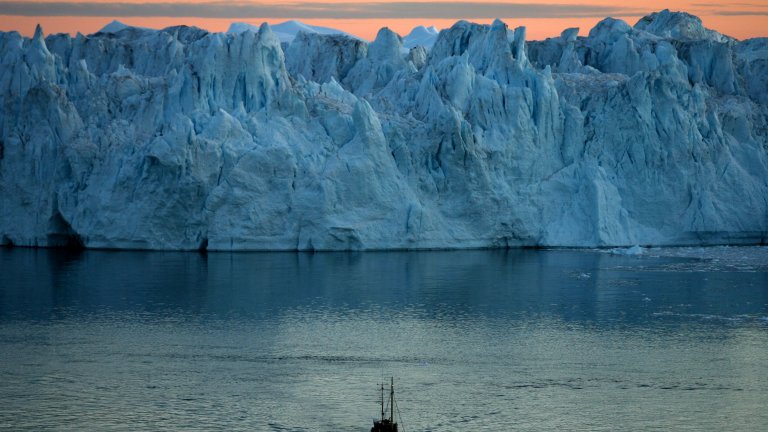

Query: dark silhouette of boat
[371,377,399,432]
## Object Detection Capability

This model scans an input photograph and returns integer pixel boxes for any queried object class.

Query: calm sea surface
[1,247,767,431]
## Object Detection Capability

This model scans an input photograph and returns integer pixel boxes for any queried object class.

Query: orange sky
[0,0,766,41]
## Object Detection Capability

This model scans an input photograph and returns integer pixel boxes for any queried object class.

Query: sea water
[1,247,767,431]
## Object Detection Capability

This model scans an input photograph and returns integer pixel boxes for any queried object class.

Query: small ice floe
[611,245,645,256]
[642,297,651,302]
[571,272,591,280]
[652,311,674,317]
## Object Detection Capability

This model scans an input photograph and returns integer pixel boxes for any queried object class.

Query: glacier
[0,9,767,251]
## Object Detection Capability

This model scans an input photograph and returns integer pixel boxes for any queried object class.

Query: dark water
[1,248,767,431]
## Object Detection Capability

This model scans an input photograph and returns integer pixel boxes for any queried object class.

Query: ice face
[1,11,766,250]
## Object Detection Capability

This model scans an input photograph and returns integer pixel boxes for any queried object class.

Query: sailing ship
[371,377,399,432]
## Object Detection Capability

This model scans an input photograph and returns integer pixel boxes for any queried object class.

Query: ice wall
[1,10,766,250]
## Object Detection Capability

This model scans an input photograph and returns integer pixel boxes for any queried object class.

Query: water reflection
[2,248,766,325]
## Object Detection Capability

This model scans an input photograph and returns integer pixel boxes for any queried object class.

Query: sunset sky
[0,0,766,41]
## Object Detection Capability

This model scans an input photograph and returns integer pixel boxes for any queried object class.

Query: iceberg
[403,25,439,50]
[0,10,766,250]
[227,20,354,44]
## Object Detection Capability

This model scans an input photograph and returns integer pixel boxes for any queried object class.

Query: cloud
[0,1,641,19]
[712,10,768,15]
[692,2,768,7]
[691,2,768,15]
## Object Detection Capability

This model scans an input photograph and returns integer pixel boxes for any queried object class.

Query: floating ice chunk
[611,246,645,256]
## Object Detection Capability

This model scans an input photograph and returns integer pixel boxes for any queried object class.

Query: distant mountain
[228,20,354,43]
[97,20,149,34]
[402,25,439,49]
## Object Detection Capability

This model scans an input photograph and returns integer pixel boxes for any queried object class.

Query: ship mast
[380,381,385,422]
[390,377,394,423]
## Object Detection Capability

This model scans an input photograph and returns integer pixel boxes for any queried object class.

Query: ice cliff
[1,10,767,250]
